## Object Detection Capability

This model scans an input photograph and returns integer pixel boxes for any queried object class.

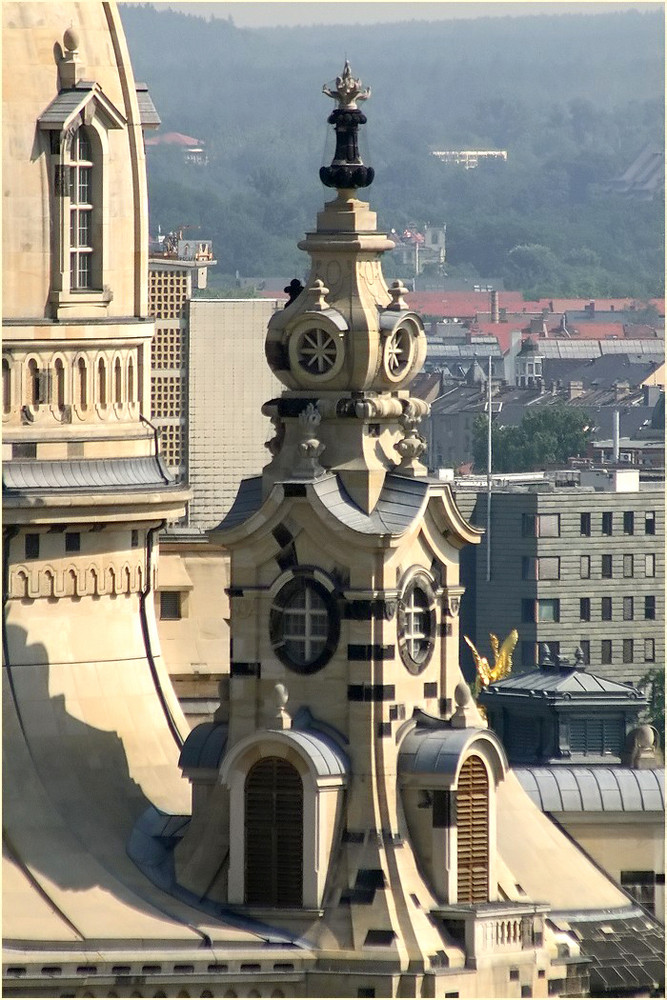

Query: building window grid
[159,424,184,469]
[151,375,184,419]
[644,596,656,620]
[601,639,612,664]
[601,597,612,621]
[580,598,591,622]
[623,596,634,621]
[601,554,613,579]
[623,554,634,578]
[282,585,329,666]
[623,638,634,664]
[602,511,613,536]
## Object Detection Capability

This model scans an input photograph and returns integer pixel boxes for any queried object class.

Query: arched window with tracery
[245,756,303,906]
[457,754,489,903]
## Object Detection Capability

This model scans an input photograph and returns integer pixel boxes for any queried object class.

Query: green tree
[473,406,592,473]
[639,668,665,748]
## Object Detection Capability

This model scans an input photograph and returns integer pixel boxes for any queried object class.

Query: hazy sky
[124,1,662,28]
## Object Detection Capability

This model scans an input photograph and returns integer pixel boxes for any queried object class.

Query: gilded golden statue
[464,629,519,690]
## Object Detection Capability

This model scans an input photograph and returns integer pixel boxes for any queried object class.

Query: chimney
[612,409,620,462]
[490,290,499,323]
[568,380,584,400]
[614,380,630,401]
[585,300,596,317]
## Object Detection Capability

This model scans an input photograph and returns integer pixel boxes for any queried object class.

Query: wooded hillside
[121,4,664,296]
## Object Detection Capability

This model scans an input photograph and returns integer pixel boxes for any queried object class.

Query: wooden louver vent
[456,754,489,903]
[244,756,303,907]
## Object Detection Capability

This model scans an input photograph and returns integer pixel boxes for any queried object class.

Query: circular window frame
[288,321,345,384]
[269,573,340,674]
[382,325,415,382]
[396,572,436,674]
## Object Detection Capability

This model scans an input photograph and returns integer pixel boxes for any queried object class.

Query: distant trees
[121,5,664,294]
[472,406,592,473]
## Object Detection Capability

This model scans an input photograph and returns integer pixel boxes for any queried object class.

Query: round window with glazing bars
[269,575,340,673]
[397,574,436,673]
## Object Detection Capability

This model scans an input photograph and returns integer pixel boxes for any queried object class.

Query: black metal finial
[319,61,374,190]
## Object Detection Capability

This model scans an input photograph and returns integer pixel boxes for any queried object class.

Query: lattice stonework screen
[244,757,303,906]
[457,754,489,903]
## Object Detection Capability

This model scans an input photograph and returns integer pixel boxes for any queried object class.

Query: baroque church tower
[175,64,560,996]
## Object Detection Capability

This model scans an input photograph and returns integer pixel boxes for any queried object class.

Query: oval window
[397,575,436,673]
[270,576,339,673]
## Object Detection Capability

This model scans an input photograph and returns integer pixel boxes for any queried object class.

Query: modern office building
[148,234,216,484]
[456,469,664,686]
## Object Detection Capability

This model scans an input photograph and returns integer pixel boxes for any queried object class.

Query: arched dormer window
[244,756,303,906]
[69,128,95,290]
[38,78,126,318]
[456,754,489,903]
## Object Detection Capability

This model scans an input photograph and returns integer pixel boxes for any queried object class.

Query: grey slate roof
[217,473,431,537]
[217,475,264,529]
[178,722,228,770]
[562,910,665,994]
[485,668,642,698]
[3,456,173,493]
[282,728,349,778]
[38,82,125,130]
[135,83,161,128]
[398,726,501,784]
[515,766,664,813]
[312,473,429,535]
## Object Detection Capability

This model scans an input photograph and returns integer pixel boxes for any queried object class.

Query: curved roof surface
[3,456,173,493]
[399,725,505,784]
[515,766,664,813]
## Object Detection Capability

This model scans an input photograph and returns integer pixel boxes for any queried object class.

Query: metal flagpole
[486,353,492,583]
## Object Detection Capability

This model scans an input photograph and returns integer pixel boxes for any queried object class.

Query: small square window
[65,532,80,553]
[509,969,520,981]
[521,599,535,623]
[522,514,537,537]
[538,557,560,580]
[538,514,560,537]
[623,511,634,535]
[645,511,656,535]
[623,638,634,664]
[601,597,612,621]
[601,639,612,664]
[645,553,656,577]
[623,554,634,578]
[580,598,591,622]
[580,555,591,579]
[522,556,537,580]
[25,533,39,560]
[602,511,613,535]
[580,512,591,536]
[644,596,656,620]
[537,598,560,623]
[159,591,182,620]
[644,639,655,662]
[601,554,613,578]
[623,596,634,621]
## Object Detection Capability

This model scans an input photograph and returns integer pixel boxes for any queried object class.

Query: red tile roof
[405,290,529,318]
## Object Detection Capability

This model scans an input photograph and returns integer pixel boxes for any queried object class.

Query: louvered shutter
[245,757,303,907]
[457,755,489,903]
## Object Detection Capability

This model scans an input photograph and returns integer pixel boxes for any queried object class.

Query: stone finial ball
[635,724,655,749]
[63,27,80,52]
[454,681,472,707]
